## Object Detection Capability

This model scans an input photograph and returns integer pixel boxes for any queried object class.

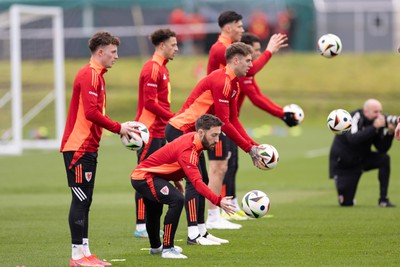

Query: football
[129,121,150,144]
[317,33,342,58]
[241,190,270,218]
[257,144,279,170]
[283,104,305,124]
[327,109,352,134]
[120,121,150,151]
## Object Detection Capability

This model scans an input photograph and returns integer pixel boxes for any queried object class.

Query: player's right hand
[282,112,298,127]
[266,33,288,54]
[120,121,139,135]
[249,145,263,169]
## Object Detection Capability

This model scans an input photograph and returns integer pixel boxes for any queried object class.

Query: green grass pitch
[1,53,400,266]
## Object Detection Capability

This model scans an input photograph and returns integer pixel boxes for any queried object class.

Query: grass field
[1,53,400,135]
[1,54,400,266]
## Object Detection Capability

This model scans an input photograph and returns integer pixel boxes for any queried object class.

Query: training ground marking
[305,147,329,158]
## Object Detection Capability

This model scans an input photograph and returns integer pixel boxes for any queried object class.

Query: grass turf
[1,53,400,266]
[0,121,399,266]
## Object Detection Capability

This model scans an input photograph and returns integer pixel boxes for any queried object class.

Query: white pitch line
[110,259,126,262]
[305,147,329,158]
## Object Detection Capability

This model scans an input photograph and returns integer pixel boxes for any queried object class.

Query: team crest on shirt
[85,172,93,182]
[163,74,167,80]
[160,186,169,195]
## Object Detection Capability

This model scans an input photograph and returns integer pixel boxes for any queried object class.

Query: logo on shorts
[160,186,169,195]
[85,172,93,182]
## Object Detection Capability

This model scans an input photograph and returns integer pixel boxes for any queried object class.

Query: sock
[72,244,84,260]
[198,223,207,237]
[188,225,200,240]
[136,223,146,232]
[207,208,220,222]
[82,238,91,256]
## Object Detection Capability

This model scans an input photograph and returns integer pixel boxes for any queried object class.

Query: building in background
[0,0,317,59]
[314,0,397,53]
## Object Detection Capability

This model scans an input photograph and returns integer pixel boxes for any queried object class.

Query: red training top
[134,53,174,138]
[238,77,284,118]
[207,35,232,74]
[131,132,222,206]
[237,50,284,118]
[169,66,256,152]
[60,58,121,157]
[208,36,282,118]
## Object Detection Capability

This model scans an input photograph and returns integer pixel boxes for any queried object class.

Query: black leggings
[69,186,94,244]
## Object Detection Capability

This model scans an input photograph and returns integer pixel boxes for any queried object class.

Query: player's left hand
[282,112,298,127]
[266,33,288,54]
[220,196,236,215]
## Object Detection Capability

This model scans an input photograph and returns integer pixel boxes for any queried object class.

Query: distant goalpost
[0,4,65,155]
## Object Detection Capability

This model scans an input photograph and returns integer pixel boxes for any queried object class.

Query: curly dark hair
[195,114,224,131]
[88,31,120,53]
[150,28,177,46]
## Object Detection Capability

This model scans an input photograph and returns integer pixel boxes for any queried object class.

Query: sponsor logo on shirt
[243,79,253,84]
[218,99,229,103]
[147,83,158,88]
[89,91,98,97]
[85,172,93,182]
[160,185,169,195]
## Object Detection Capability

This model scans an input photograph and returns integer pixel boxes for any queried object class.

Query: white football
[127,121,150,144]
[283,104,304,124]
[120,131,143,151]
[327,109,352,134]
[241,190,270,218]
[317,33,342,58]
[120,121,150,151]
[257,144,279,170]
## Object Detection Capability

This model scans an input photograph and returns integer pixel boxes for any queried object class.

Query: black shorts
[63,151,97,187]
[165,123,183,143]
[137,137,167,163]
[207,133,232,160]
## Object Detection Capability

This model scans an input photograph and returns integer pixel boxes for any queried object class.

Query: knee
[210,161,228,176]
[381,153,390,165]
[71,193,92,211]
[176,194,184,209]
[80,197,92,211]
